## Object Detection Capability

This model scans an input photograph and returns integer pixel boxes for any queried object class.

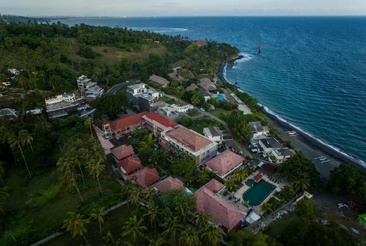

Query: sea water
[58,17,366,166]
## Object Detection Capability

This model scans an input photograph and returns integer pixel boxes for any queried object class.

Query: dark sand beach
[218,62,366,178]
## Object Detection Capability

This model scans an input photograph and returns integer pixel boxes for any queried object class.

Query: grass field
[1,167,124,246]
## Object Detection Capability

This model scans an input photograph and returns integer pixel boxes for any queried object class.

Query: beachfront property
[203,126,224,143]
[249,121,270,139]
[159,125,218,165]
[258,137,282,157]
[142,112,178,137]
[199,78,217,92]
[195,179,245,232]
[157,105,181,122]
[149,74,170,88]
[203,150,245,179]
[271,148,296,164]
[76,75,104,101]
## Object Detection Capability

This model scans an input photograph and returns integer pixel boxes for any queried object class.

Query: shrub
[29,183,63,208]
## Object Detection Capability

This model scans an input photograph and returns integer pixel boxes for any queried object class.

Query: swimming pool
[243,179,276,206]
[217,94,226,101]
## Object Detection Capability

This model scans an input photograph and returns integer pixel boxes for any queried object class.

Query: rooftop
[204,150,244,177]
[259,137,282,149]
[166,126,213,152]
[195,179,245,232]
[143,112,178,128]
[249,121,264,133]
[117,156,142,174]
[109,112,148,132]
[132,167,160,189]
[154,176,185,192]
[111,144,134,161]
[149,74,170,86]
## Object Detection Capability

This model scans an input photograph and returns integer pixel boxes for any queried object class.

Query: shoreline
[218,61,366,178]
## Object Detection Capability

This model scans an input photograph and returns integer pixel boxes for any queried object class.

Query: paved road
[106,78,140,94]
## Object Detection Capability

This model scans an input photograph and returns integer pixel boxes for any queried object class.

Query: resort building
[185,83,199,91]
[271,148,296,163]
[76,75,104,101]
[249,121,269,139]
[110,144,134,162]
[153,176,185,193]
[149,74,170,88]
[195,179,245,233]
[203,150,245,179]
[116,156,142,177]
[258,137,282,157]
[131,167,160,189]
[159,125,218,165]
[157,106,180,122]
[199,88,212,102]
[97,112,148,139]
[203,126,224,143]
[199,78,217,92]
[142,112,177,137]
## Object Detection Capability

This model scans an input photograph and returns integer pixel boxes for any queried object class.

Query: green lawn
[209,108,230,120]
[264,211,299,237]
[1,167,124,246]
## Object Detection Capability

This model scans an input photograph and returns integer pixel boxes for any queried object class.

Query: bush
[29,183,63,208]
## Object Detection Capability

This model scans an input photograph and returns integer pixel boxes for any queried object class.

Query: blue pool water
[243,179,276,206]
[217,94,225,101]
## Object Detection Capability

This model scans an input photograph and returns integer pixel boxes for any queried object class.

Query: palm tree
[18,129,33,152]
[200,224,224,246]
[225,178,236,191]
[191,94,201,106]
[292,173,310,193]
[0,186,9,215]
[8,132,32,178]
[90,207,106,240]
[0,161,5,186]
[179,226,200,246]
[195,212,211,230]
[146,201,159,236]
[121,215,147,246]
[104,230,121,246]
[57,156,83,202]
[86,159,105,195]
[233,169,248,183]
[62,212,90,245]
[161,216,182,244]
[84,116,94,136]
[260,202,273,215]
[129,187,142,207]
[149,236,166,246]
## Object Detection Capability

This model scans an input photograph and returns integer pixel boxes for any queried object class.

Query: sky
[1,0,366,17]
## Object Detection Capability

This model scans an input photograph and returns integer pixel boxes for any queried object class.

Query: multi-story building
[44,93,85,118]
[159,125,218,165]
[76,75,104,101]
[127,83,164,111]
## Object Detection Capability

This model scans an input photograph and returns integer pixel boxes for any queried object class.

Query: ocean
[58,17,366,167]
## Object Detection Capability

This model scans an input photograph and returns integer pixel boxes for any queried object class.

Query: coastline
[218,61,366,178]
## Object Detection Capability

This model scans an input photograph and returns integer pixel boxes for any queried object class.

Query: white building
[127,83,163,104]
[157,106,180,122]
[272,148,296,163]
[258,137,282,157]
[249,121,269,139]
[203,126,224,143]
[171,103,194,113]
[45,93,76,105]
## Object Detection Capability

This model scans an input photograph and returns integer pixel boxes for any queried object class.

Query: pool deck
[232,172,285,214]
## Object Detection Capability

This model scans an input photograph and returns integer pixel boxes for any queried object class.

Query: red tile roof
[154,176,185,192]
[109,112,148,132]
[195,180,244,232]
[254,173,263,183]
[203,179,225,193]
[111,144,134,161]
[166,126,213,152]
[117,156,142,175]
[204,150,244,177]
[132,167,160,189]
[144,112,178,128]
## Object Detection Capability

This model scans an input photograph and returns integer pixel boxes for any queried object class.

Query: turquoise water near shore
[58,17,366,166]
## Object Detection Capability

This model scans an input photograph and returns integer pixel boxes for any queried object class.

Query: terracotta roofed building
[131,167,160,189]
[204,150,244,179]
[153,176,185,192]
